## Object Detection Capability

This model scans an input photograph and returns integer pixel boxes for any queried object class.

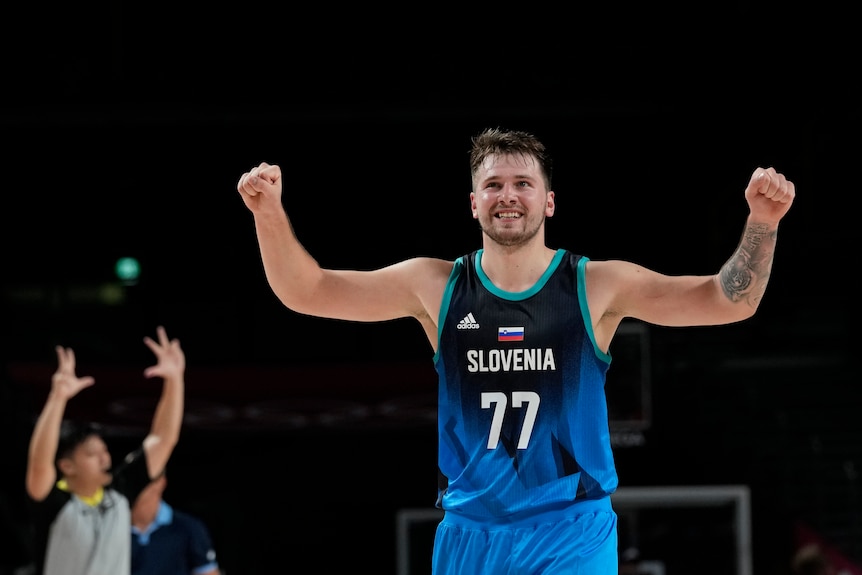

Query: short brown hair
[469,127,553,191]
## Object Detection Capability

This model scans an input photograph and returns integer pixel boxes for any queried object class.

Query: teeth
[497,212,520,218]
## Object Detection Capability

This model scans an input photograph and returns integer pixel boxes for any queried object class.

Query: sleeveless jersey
[434,248,617,520]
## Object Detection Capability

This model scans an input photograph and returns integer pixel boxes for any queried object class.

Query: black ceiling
[2,4,858,368]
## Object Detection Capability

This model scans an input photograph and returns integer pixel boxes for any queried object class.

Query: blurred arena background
[1,3,859,574]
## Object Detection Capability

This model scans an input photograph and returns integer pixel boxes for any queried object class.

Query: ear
[545,191,555,217]
[470,192,478,219]
[58,457,75,477]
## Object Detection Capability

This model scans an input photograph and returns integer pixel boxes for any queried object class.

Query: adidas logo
[457,313,480,330]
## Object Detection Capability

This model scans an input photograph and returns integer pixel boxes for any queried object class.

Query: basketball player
[236,127,795,574]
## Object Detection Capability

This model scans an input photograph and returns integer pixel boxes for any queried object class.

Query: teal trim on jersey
[577,256,612,364]
[475,248,566,300]
[434,257,464,364]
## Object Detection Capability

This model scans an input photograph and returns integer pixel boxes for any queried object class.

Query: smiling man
[236,126,795,574]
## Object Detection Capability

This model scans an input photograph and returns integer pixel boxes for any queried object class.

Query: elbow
[734,287,768,322]
[269,269,330,314]
[162,429,181,451]
[272,288,324,316]
[25,470,52,502]
[714,274,765,322]
[736,306,758,323]
[724,298,759,324]
[144,431,180,455]
[273,292,305,314]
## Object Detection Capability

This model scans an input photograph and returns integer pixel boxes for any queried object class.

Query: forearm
[718,218,778,309]
[149,376,184,447]
[26,392,67,496]
[253,208,326,311]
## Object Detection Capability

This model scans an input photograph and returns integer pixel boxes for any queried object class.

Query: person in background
[131,471,220,575]
[791,543,839,575]
[236,127,795,574]
[25,326,185,575]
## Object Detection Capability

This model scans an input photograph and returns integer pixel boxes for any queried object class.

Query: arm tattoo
[719,223,777,307]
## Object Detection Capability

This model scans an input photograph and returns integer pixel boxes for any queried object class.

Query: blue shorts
[431,498,618,575]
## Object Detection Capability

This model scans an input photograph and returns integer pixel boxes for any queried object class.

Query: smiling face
[471,152,555,248]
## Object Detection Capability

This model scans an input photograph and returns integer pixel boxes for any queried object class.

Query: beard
[478,213,545,247]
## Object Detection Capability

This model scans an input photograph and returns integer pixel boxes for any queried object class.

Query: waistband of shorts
[441,497,613,529]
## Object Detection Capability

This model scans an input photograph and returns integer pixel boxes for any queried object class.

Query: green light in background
[115,257,141,283]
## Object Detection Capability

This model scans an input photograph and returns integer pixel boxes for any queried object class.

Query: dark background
[1,3,859,574]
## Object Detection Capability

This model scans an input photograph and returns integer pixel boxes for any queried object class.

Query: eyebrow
[481,173,537,184]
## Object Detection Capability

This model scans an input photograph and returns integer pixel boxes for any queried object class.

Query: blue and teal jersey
[434,249,617,520]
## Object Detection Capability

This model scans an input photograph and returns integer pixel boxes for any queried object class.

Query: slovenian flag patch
[498,327,524,342]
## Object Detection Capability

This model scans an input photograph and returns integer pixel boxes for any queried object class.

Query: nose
[498,183,518,203]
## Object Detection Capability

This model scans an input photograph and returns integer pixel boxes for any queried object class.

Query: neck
[65,478,104,500]
[132,500,159,529]
[479,242,557,292]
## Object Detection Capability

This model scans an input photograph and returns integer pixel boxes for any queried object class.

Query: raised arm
[588,166,796,350]
[722,165,796,306]
[140,326,185,480]
[236,162,452,334]
[25,347,95,501]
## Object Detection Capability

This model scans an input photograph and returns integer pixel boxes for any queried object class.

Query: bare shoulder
[586,258,667,293]
[584,259,653,351]
[583,259,627,316]
[394,256,455,277]
[399,256,455,292]
[398,257,455,322]
[586,258,650,279]
[351,256,453,285]
[584,259,661,319]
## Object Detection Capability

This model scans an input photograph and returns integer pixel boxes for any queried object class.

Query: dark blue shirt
[131,501,218,575]
[434,249,616,520]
